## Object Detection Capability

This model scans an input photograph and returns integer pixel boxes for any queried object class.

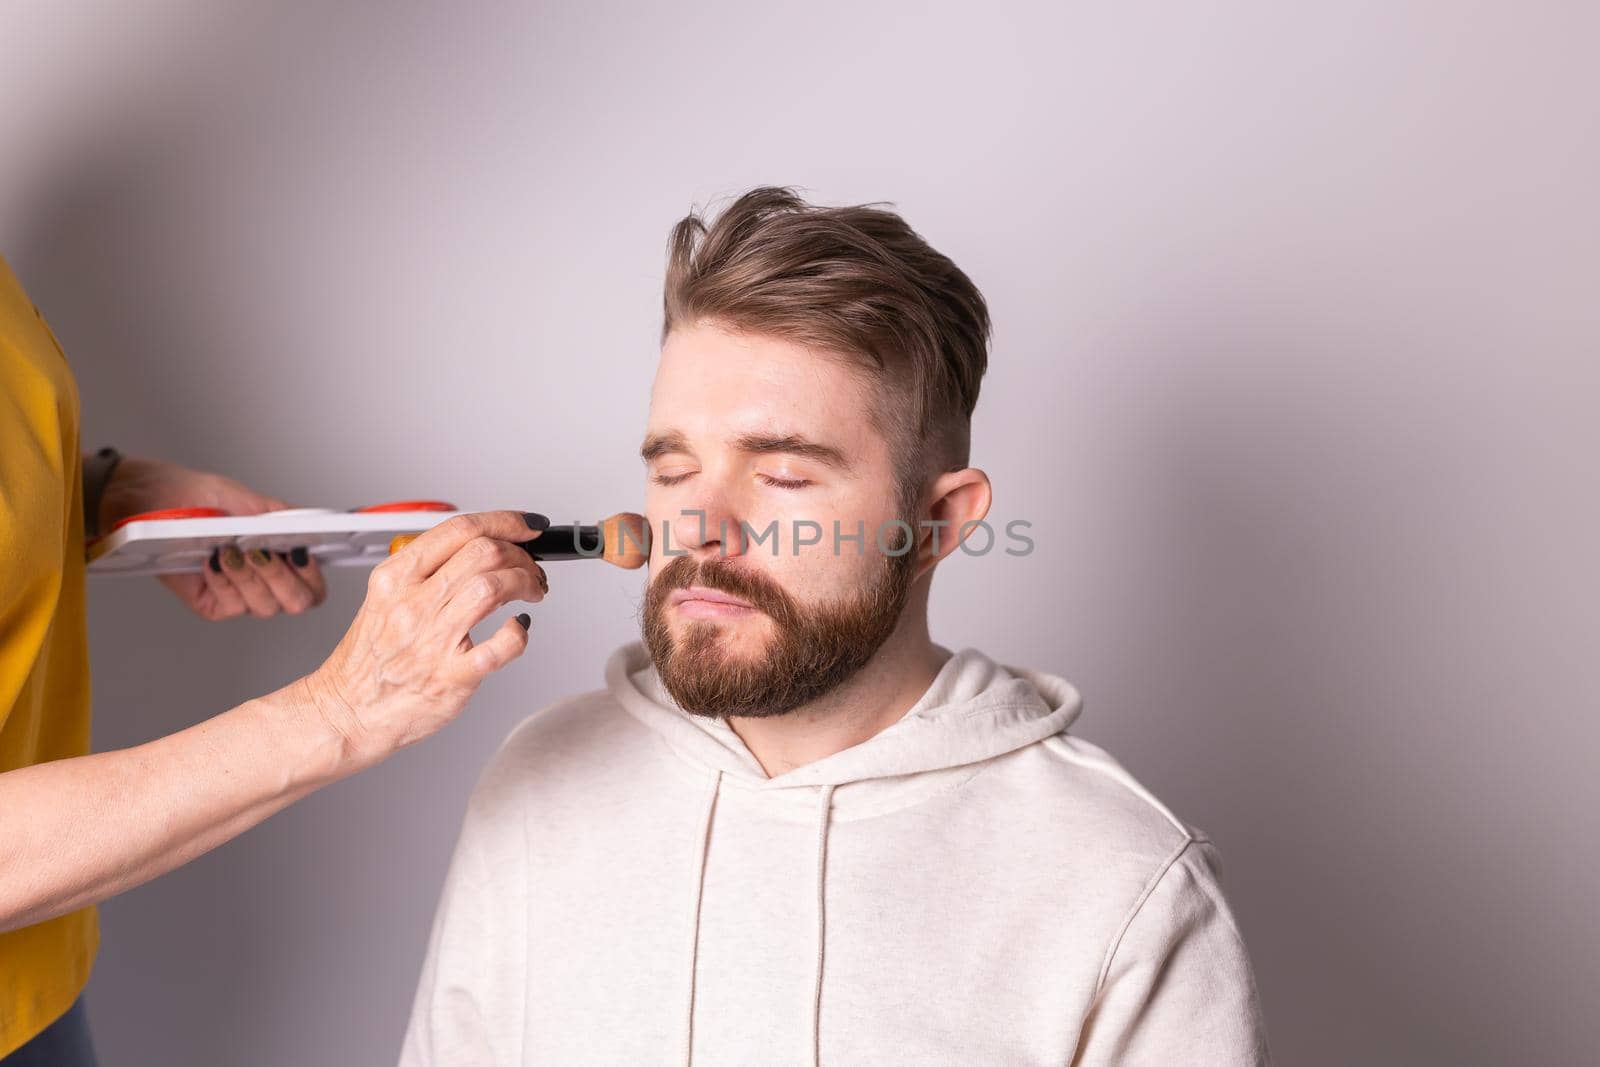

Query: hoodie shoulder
[474,684,654,799]
[986,654,1202,863]
[503,684,631,748]
[982,729,1205,887]
[1038,732,1201,841]
[971,729,1239,989]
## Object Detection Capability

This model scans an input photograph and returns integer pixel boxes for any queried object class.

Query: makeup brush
[388,511,651,569]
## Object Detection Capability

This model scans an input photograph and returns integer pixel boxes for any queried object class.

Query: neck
[724,587,948,778]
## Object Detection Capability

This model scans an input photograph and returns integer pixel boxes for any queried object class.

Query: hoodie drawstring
[683,769,722,1066]
[681,773,835,1067]
[811,783,835,1067]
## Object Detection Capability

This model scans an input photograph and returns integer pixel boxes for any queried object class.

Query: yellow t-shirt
[0,255,98,1056]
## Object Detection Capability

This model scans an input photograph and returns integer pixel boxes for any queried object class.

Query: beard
[639,545,915,719]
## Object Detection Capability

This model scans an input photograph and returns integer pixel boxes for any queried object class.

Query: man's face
[638,321,917,718]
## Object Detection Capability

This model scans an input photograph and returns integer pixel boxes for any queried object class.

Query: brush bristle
[601,512,651,569]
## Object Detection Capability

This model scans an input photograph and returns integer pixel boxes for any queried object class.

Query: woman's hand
[0,509,546,934]
[98,455,327,620]
[300,511,549,770]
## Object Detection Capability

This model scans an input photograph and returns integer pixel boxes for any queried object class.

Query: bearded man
[399,187,1270,1066]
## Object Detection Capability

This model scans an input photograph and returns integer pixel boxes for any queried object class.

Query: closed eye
[651,472,694,486]
[758,474,811,490]
[651,472,812,489]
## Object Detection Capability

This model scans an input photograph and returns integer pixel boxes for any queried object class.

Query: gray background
[3,2,1596,1064]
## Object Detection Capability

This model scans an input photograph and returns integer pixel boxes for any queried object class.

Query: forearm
[0,508,541,934]
[0,678,350,933]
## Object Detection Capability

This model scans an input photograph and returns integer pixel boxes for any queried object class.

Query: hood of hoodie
[605,639,1085,1065]
[605,639,1083,791]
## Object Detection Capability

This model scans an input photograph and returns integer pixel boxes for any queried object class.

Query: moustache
[652,554,798,625]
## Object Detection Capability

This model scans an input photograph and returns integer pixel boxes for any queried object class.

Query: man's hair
[661,186,990,510]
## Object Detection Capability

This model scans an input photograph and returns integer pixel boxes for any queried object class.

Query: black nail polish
[515,613,531,630]
[208,547,222,574]
[290,546,310,567]
[538,569,549,595]
[523,512,550,531]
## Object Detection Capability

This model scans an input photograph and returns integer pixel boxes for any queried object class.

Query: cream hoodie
[399,642,1271,1065]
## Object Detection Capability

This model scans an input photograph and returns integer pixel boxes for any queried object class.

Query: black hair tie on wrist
[82,446,124,541]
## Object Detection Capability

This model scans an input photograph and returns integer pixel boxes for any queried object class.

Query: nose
[668,493,747,562]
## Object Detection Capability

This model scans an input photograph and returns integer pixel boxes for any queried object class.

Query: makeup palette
[87,500,462,577]
[87,502,652,576]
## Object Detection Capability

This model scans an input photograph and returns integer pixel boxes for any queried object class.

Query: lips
[668,585,756,610]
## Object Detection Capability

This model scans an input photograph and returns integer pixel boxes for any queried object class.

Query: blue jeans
[2,996,97,1067]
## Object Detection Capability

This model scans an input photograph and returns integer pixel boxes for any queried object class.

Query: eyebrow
[639,429,851,471]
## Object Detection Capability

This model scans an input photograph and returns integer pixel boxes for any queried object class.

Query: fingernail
[208,547,222,574]
[248,548,273,566]
[515,613,531,631]
[290,546,310,567]
[222,546,245,570]
[538,569,549,595]
[523,512,550,531]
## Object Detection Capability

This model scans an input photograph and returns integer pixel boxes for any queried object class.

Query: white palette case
[87,507,467,577]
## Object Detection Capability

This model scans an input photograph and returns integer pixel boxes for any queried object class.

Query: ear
[913,467,993,583]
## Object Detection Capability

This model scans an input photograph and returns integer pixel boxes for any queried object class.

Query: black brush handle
[518,524,602,561]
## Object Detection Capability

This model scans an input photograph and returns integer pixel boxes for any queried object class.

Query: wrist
[258,675,371,787]
[294,669,391,776]
[82,446,123,539]
[88,452,162,534]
